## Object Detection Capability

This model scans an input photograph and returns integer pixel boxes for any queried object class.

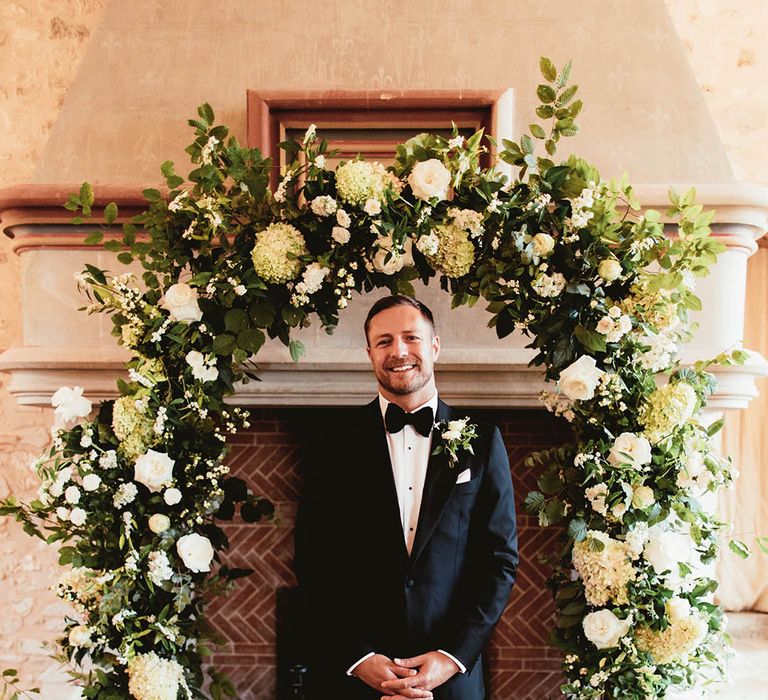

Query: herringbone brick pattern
[209,408,571,699]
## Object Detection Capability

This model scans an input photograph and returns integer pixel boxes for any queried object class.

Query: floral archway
[1,58,746,700]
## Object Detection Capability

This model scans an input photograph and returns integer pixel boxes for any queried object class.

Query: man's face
[366,304,440,399]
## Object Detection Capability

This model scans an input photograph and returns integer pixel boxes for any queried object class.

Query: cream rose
[134,449,175,493]
[608,432,652,469]
[644,530,695,577]
[558,355,605,401]
[69,507,87,526]
[51,386,92,425]
[176,532,215,573]
[148,514,171,534]
[372,237,405,275]
[164,488,182,506]
[631,485,655,509]
[532,233,555,257]
[582,609,631,649]
[68,625,92,647]
[332,226,351,245]
[598,258,623,282]
[82,473,102,492]
[161,282,203,323]
[408,159,451,202]
[666,596,692,622]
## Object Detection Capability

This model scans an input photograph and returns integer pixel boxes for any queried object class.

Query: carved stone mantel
[1,182,767,408]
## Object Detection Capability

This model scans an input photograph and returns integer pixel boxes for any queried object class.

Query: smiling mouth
[388,364,416,373]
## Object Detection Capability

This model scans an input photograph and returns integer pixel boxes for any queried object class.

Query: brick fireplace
[208,407,572,700]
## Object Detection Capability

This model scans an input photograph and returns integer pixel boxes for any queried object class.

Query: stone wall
[0,0,765,694]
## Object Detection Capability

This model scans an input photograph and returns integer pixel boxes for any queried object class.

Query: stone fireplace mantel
[1,182,767,409]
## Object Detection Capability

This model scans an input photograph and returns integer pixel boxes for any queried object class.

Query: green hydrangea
[640,381,698,443]
[334,160,389,206]
[426,222,475,278]
[112,395,155,461]
[251,222,307,284]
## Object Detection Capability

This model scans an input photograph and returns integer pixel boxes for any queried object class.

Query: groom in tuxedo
[294,295,518,699]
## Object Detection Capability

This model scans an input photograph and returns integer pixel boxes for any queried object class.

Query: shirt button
[406,579,415,588]
[409,486,413,491]
[409,527,414,532]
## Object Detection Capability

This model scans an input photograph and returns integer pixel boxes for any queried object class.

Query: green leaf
[520,134,534,155]
[574,325,607,353]
[540,57,557,82]
[524,490,545,513]
[143,188,162,203]
[84,231,104,245]
[80,182,94,208]
[212,333,236,356]
[237,327,265,354]
[224,308,248,333]
[567,518,588,542]
[729,539,750,559]
[289,339,305,363]
[537,85,557,104]
[104,202,118,225]
[706,417,725,437]
[198,103,215,126]
[530,124,546,139]
[117,252,133,265]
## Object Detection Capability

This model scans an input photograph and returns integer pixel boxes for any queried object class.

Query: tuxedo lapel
[409,399,459,565]
[361,399,409,564]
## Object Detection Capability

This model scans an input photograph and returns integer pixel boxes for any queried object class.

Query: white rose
[56,506,69,521]
[49,467,73,497]
[148,514,171,534]
[68,625,92,647]
[134,450,175,493]
[644,530,694,576]
[336,209,351,228]
[332,226,351,245]
[372,237,405,275]
[631,485,655,509]
[611,502,627,520]
[582,609,631,649]
[532,233,555,257]
[82,473,101,492]
[161,282,203,323]
[69,507,87,526]
[677,450,706,489]
[442,430,462,441]
[447,419,467,433]
[185,350,205,369]
[408,159,451,202]
[164,488,182,506]
[558,356,605,401]
[666,596,692,622]
[363,198,382,216]
[608,433,652,469]
[51,386,92,425]
[598,258,623,282]
[64,485,81,504]
[176,533,215,573]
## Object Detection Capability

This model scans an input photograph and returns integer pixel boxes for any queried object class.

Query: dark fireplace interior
[208,407,571,699]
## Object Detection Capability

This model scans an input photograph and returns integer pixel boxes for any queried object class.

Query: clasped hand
[353,651,460,699]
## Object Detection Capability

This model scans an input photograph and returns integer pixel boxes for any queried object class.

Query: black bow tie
[384,403,434,438]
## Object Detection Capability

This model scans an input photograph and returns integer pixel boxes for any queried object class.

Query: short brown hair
[364,295,436,344]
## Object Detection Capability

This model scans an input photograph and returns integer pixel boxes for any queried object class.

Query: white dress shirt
[346,393,467,677]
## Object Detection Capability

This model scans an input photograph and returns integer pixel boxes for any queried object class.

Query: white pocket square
[455,468,471,484]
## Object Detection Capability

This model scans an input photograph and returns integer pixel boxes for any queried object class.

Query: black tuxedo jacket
[294,398,518,700]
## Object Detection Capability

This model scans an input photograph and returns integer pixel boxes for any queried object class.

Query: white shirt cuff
[437,649,466,673]
[346,651,375,676]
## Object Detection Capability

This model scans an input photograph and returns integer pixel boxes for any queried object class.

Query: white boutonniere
[432,417,478,468]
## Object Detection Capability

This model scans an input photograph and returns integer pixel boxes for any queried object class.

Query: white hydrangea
[447,207,484,238]
[310,195,337,217]
[532,272,567,298]
[127,652,189,700]
[147,550,174,586]
[113,482,138,509]
[415,232,440,257]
